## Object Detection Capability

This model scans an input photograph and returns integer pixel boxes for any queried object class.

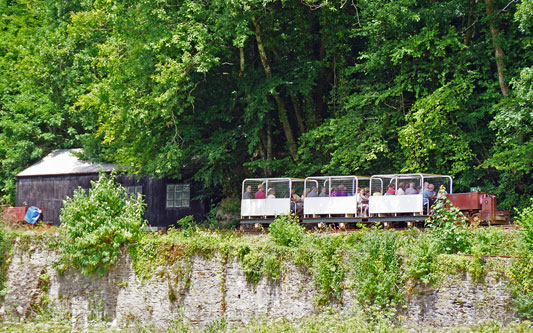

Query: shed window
[166,184,190,208]
[126,186,143,196]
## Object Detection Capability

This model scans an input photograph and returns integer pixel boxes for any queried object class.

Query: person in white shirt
[397,182,405,195]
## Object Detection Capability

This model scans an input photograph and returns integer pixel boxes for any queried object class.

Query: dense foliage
[56,173,146,276]
[0,0,531,211]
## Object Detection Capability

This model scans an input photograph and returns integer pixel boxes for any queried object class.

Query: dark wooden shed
[15,149,205,227]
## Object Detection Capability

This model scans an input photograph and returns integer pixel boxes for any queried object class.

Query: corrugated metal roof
[17,149,117,177]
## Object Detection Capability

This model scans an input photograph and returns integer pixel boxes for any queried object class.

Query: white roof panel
[17,149,116,177]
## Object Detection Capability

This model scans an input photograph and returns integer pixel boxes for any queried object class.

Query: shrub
[269,214,305,247]
[403,231,439,284]
[517,198,533,252]
[510,199,533,320]
[351,230,403,317]
[0,224,14,299]
[56,173,146,276]
[425,191,470,254]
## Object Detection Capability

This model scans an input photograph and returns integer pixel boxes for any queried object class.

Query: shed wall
[15,174,204,227]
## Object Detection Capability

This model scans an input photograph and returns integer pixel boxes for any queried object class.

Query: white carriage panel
[304,197,359,215]
[264,198,291,215]
[369,195,423,214]
[241,198,290,216]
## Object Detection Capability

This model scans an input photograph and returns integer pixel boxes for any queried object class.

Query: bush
[56,173,146,276]
[351,230,403,317]
[517,198,533,252]
[0,224,13,299]
[425,192,470,254]
[511,199,533,320]
[269,214,305,247]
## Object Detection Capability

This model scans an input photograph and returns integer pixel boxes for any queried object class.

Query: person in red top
[254,184,266,199]
[385,183,396,195]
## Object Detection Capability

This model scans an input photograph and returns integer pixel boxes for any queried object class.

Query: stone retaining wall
[0,243,516,328]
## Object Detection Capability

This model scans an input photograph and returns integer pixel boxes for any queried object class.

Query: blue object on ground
[24,206,42,224]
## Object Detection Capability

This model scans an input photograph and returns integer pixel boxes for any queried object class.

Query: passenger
[290,188,304,214]
[361,188,370,217]
[243,185,253,199]
[319,187,328,197]
[385,184,396,195]
[355,188,362,203]
[405,182,418,195]
[362,188,370,203]
[330,187,338,197]
[308,186,319,197]
[423,184,437,209]
[303,188,311,198]
[337,185,347,197]
[424,182,429,190]
[429,184,436,197]
[254,184,266,199]
[267,188,276,199]
[397,182,405,195]
[416,186,422,193]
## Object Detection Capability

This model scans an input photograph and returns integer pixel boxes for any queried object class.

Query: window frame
[126,185,143,197]
[166,184,190,208]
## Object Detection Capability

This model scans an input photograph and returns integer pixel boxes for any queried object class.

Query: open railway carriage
[240,178,304,226]
[303,175,370,218]
[369,173,452,215]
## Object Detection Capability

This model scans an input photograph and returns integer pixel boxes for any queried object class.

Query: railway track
[239,216,515,233]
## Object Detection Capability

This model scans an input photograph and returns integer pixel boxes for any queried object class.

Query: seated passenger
[361,188,370,204]
[289,188,303,214]
[360,188,370,217]
[295,194,304,215]
[254,184,266,199]
[319,187,328,197]
[385,184,396,195]
[337,185,347,197]
[330,187,338,197]
[267,188,276,199]
[355,188,362,203]
[405,182,418,195]
[423,184,436,207]
[243,185,253,199]
[308,186,319,197]
[303,188,311,198]
[397,182,405,195]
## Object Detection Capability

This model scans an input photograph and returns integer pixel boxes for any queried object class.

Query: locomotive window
[166,184,190,208]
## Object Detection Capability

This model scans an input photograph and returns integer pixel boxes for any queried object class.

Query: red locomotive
[446,192,510,225]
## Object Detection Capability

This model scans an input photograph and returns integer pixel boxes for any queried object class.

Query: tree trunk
[239,47,245,77]
[257,138,268,177]
[252,17,298,160]
[484,0,510,96]
[464,0,475,46]
[266,124,273,176]
[289,93,306,135]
